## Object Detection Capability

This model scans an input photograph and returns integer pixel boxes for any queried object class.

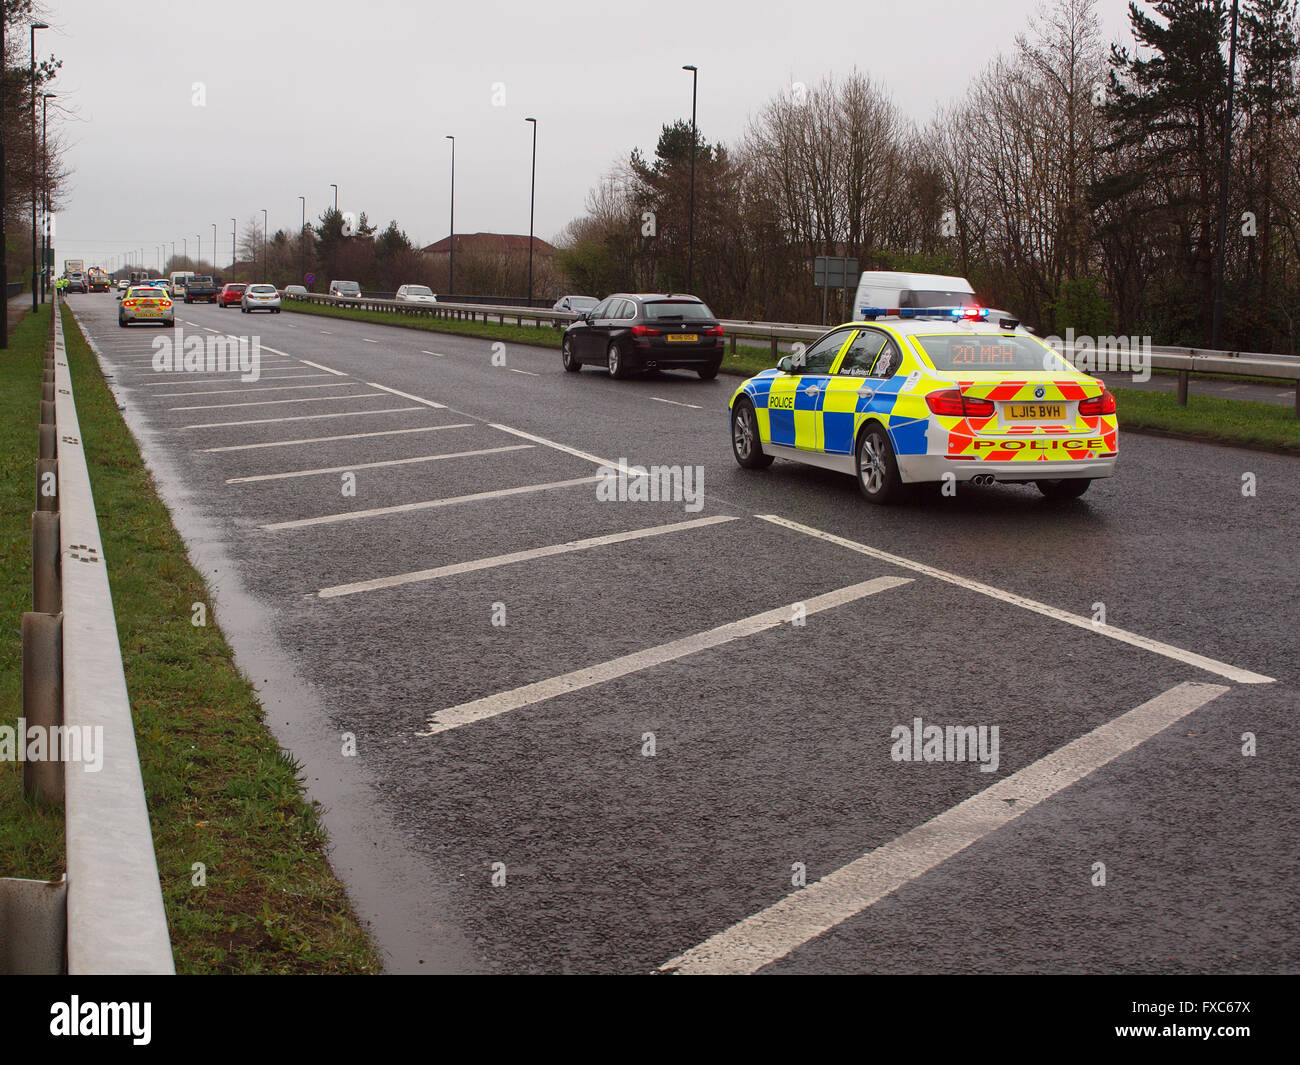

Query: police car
[728,308,1117,503]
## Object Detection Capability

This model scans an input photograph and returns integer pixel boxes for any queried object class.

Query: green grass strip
[1113,387,1300,453]
[0,303,380,973]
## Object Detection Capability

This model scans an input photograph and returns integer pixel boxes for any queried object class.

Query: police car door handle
[857,385,875,398]
[802,384,820,396]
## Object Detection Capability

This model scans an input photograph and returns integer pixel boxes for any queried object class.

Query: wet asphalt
[67,294,1299,974]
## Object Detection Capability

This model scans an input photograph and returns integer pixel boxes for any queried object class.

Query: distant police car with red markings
[728,307,1118,503]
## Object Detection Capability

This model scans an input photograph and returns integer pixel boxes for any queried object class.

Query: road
[67,294,1299,974]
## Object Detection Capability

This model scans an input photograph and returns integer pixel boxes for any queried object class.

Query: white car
[241,284,282,313]
[395,284,438,304]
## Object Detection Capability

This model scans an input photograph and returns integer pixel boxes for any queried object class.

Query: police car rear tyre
[607,342,630,380]
[856,424,903,504]
[1036,478,1091,500]
[731,399,773,469]
[562,337,581,372]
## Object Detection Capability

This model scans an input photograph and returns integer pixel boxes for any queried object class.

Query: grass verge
[1113,386,1300,453]
[0,302,380,973]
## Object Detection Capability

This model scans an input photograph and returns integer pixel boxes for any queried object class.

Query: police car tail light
[631,324,660,337]
[926,389,995,418]
[1078,388,1116,416]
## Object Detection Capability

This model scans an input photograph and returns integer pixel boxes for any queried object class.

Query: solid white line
[652,396,703,409]
[169,392,381,411]
[294,357,347,376]
[154,382,356,397]
[509,368,540,376]
[262,475,600,530]
[320,330,332,334]
[201,424,472,452]
[418,575,911,736]
[226,445,533,484]
[760,515,1275,685]
[660,680,1229,974]
[134,373,336,385]
[320,514,739,598]
[362,338,379,344]
[363,382,446,409]
[182,406,422,429]
[421,350,445,357]
[487,423,619,469]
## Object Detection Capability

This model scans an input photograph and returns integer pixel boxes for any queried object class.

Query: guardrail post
[21,611,64,805]
[33,511,61,615]
[36,458,58,513]
[0,876,67,974]
[1177,369,1189,406]
[1294,379,1299,420]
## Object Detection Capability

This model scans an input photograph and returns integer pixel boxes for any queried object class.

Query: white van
[170,270,195,297]
[853,271,976,320]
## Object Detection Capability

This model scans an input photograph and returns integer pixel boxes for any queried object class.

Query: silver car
[396,284,438,304]
[241,283,281,313]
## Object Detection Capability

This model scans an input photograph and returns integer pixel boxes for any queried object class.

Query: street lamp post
[446,136,455,295]
[41,92,55,303]
[2,13,8,347]
[299,196,306,282]
[682,64,698,294]
[262,209,268,278]
[330,183,338,213]
[183,238,187,268]
[212,223,217,276]
[196,234,201,270]
[525,117,537,303]
[1211,0,1241,351]
[230,219,236,280]
[31,21,49,310]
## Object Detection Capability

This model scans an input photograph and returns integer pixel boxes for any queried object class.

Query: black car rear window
[644,300,714,321]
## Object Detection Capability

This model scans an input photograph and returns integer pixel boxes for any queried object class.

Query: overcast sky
[46,0,1139,275]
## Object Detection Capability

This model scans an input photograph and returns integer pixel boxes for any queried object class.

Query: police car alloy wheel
[1036,478,1091,500]
[731,399,774,469]
[856,424,903,504]
[562,337,581,372]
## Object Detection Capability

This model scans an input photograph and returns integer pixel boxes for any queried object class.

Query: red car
[217,283,247,308]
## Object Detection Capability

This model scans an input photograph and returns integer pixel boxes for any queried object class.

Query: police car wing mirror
[777,355,794,373]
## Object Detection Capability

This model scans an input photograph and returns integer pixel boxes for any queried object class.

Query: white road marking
[362,338,379,344]
[133,373,336,385]
[183,406,422,429]
[320,330,333,334]
[169,392,381,411]
[487,423,620,469]
[262,476,600,531]
[421,350,445,357]
[761,515,1275,685]
[652,396,703,409]
[363,382,446,408]
[509,368,540,376]
[660,680,1229,974]
[201,424,472,452]
[320,514,739,599]
[226,445,533,484]
[294,358,348,376]
[418,576,911,736]
[153,382,356,397]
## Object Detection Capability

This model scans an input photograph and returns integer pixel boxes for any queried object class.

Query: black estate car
[561,293,725,379]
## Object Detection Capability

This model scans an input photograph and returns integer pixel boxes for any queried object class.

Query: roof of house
[422,232,557,255]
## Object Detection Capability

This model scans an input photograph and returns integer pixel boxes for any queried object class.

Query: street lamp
[1211,0,1241,351]
[299,195,306,282]
[2,13,8,346]
[262,209,268,278]
[330,183,338,213]
[682,64,698,293]
[230,219,236,280]
[31,20,49,310]
[525,117,537,302]
[446,136,455,295]
[40,92,55,303]
[196,234,201,269]
[183,238,187,267]
[212,223,217,275]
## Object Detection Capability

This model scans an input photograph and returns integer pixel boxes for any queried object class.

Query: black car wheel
[698,360,721,380]
[1036,478,1091,500]
[856,423,903,504]
[731,399,774,469]
[607,341,630,380]
[562,337,581,372]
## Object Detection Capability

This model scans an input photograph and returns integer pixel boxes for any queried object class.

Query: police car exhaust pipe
[971,474,995,487]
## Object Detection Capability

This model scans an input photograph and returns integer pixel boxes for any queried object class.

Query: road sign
[813,256,857,289]
[305,272,316,285]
